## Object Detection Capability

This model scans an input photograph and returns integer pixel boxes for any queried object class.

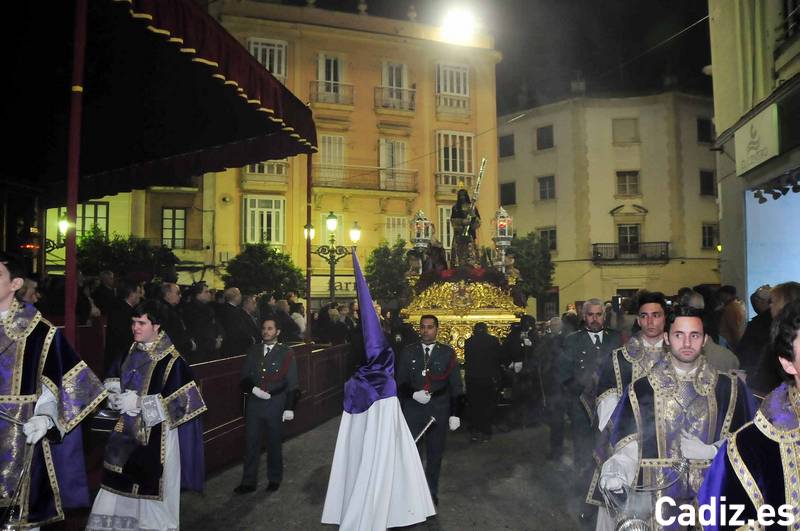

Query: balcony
[310,80,354,106]
[374,86,416,112]
[435,172,475,194]
[592,242,670,263]
[436,93,470,115]
[143,238,207,251]
[243,161,289,184]
[313,164,417,192]
[775,1,800,80]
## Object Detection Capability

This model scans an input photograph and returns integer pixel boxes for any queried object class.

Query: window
[319,134,345,182]
[436,131,474,185]
[435,64,469,111]
[538,175,555,200]
[316,53,347,103]
[248,38,287,82]
[499,134,515,157]
[382,62,407,95]
[700,170,717,196]
[618,224,641,255]
[379,138,407,184]
[536,125,554,150]
[384,216,408,244]
[243,195,285,245]
[247,159,289,176]
[57,202,109,241]
[702,224,718,249]
[161,208,187,249]
[437,205,454,249]
[616,171,641,196]
[538,227,557,251]
[697,117,715,143]
[612,118,640,144]
[500,182,516,205]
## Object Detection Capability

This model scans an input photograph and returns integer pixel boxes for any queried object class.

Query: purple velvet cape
[698,383,795,531]
[104,338,206,495]
[342,253,397,414]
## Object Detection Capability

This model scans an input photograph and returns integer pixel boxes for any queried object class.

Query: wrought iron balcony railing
[592,242,670,263]
[374,86,416,112]
[310,80,354,106]
[313,164,418,192]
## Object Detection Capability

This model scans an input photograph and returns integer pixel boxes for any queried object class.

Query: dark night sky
[280,0,713,113]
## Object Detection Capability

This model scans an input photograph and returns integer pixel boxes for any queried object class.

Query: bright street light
[441,7,477,45]
[349,222,361,244]
[325,211,338,232]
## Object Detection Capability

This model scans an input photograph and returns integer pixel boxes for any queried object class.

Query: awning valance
[3,0,316,205]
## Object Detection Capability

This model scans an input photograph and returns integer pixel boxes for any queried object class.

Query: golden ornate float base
[401,280,523,360]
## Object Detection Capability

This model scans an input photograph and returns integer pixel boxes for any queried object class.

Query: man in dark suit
[160,282,195,356]
[216,287,260,357]
[92,270,116,315]
[182,281,223,362]
[234,317,300,494]
[103,278,143,373]
[396,314,464,506]
[464,322,502,442]
[558,298,622,523]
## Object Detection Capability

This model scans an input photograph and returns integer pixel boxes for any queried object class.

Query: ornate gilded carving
[402,280,522,359]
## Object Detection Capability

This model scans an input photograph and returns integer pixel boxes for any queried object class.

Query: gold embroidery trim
[728,429,765,511]
[721,373,738,436]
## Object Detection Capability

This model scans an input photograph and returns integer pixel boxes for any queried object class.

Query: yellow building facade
[45,1,501,302]
[706,1,800,300]
[498,92,721,318]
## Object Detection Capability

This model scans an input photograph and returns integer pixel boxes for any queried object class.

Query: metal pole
[329,236,336,304]
[305,154,312,341]
[65,0,88,344]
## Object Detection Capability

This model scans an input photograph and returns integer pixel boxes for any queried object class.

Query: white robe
[86,405,180,531]
[322,396,435,530]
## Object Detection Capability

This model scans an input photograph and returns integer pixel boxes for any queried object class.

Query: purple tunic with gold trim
[698,383,800,530]
[101,331,207,499]
[0,299,107,527]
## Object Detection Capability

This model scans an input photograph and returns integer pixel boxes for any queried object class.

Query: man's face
[197,285,211,303]
[277,300,289,313]
[339,306,349,318]
[420,318,438,343]
[164,284,181,306]
[131,314,160,343]
[243,298,256,314]
[101,272,115,288]
[261,320,280,343]
[777,330,800,388]
[583,304,604,332]
[665,316,706,366]
[638,303,666,340]
[0,263,24,309]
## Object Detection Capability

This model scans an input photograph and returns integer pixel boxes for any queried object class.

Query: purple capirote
[342,252,397,414]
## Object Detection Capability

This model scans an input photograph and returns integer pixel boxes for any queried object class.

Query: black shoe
[233,485,256,494]
[432,494,439,506]
[265,482,280,492]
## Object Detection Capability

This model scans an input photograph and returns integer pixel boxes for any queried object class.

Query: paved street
[181,417,589,530]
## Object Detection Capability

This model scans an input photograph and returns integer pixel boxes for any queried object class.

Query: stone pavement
[181,418,591,530]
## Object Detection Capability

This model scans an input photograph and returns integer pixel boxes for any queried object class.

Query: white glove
[599,445,636,493]
[23,415,51,445]
[412,390,431,404]
[118,390,141,416]
[282,410,294,422]
[513,362,523,374]
[104,380,121,394]
[681,432,717,460]
[448,416,461,431]
[599,474,625,493]
[251,387,271,400]
[523,338,532,347]
[107,393,122,411]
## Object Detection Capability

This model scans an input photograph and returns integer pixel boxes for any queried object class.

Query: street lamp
[492,206,513,273]
[311,212,360,304]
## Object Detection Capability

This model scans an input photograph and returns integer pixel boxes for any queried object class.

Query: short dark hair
[772,300,800,381]
[637,291,668,314]
[0,252,26,281]
[262,316,281,330]
[420,314,438,328]
[132,299,166,326]
[119,278,142,299]
[473,322,488,334]
[667,304,704,331]
[718,285,737,297]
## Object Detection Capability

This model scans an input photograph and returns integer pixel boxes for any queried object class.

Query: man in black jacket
[103,278,143,373]
[502,315,540,428]
[464,322,502,442]
[234,317,299,494]
[182,281,222,361]
[396,314,463,506]
[159,282,196,356]
[216,287,260,357]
